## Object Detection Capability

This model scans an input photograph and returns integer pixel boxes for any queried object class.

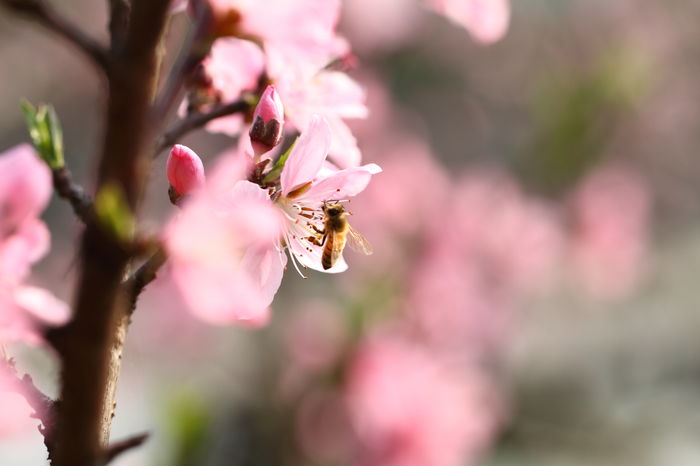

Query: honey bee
[319,202,373,270]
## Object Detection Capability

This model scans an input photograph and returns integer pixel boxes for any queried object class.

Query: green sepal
[261,137,297,185]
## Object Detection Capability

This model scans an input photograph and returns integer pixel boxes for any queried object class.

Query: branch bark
[51,0,172,464]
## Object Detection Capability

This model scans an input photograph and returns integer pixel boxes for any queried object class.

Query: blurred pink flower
[201,37,265,135]
[569,164,651,299]
[342,0,423,52]
[0,365,35,437]
[426,0,511,44]
[278,70,368,168]
[0,144,69,344]
[167,144,206,197]
[176,0,345,76]
[276,115,381,275]
[164,156,285,326]
[451,172,563,293]
[225,0,346,77]
[345,337,497,466]
[406,172,563,352]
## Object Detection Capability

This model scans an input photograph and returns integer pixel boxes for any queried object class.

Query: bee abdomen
[322,236,334,270]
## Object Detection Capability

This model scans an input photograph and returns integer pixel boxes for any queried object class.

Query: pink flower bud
[249,85,284,157]
[167,145,205,203]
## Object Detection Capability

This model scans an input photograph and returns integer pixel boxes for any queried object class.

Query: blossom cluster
[164,88,381,325]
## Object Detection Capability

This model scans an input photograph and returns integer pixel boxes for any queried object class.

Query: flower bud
[249,85,284,158]
[167,144,205,204]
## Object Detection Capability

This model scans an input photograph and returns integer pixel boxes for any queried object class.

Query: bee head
[323,202,345,217]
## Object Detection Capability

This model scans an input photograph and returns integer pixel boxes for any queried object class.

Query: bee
[319,202,373,270]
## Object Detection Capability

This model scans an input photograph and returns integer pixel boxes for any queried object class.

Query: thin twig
[123,247,168,314]
[152,0,212,120]
[102,432,149,464]
[154,98,251,155]
[1,358,56,460]
[52,167,93,225]
[1,0,109,71]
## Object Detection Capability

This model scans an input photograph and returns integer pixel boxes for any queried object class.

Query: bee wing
[346,225,373,255]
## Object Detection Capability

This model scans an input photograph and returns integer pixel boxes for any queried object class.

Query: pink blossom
[278,70,368,168]
[275,115,381,275]
[177,0,344,76]
[0,144,69,344]
[569,165,650,299]
[249,85,285,158]
[426,0,511,44]
[164,156,285,326]
[200,45,367,166]
[201,37,265,135]
[167,144,205,197]
[226,0,345,77]
[345,337,497,466]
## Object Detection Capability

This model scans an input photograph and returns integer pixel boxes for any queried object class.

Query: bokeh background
[2,0,700,464]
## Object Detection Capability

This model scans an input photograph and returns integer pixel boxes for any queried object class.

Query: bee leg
[307,236,322,246]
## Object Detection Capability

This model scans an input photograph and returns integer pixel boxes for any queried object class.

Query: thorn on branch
[123,247,168,314]
[102,432,150,464]
[154,98,251,156]
[1,0,110,71]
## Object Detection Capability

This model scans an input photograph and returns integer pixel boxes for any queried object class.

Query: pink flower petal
[0,144,52,235]
[0,219,50,283]
[13,285,70,326]
[301,164,382,203]
[427,0,511,44]
[281,115,332,196]
[287,230,348,274]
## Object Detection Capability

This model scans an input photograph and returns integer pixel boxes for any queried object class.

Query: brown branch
[1,0,109,71]
[51,0,173,464]
[102,432,149,464]
[52,167,93,225]
[1,358,57,460]
[154,98,251,155]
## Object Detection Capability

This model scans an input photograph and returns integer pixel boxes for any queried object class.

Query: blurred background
[2,0,700,464]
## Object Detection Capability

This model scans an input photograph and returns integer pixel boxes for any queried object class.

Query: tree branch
[52,167,93,225]
[154,98,251,155]
[1,358,56,461]
[51,0,173,464]
[102,432,149,464]
[1,0,109,71]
